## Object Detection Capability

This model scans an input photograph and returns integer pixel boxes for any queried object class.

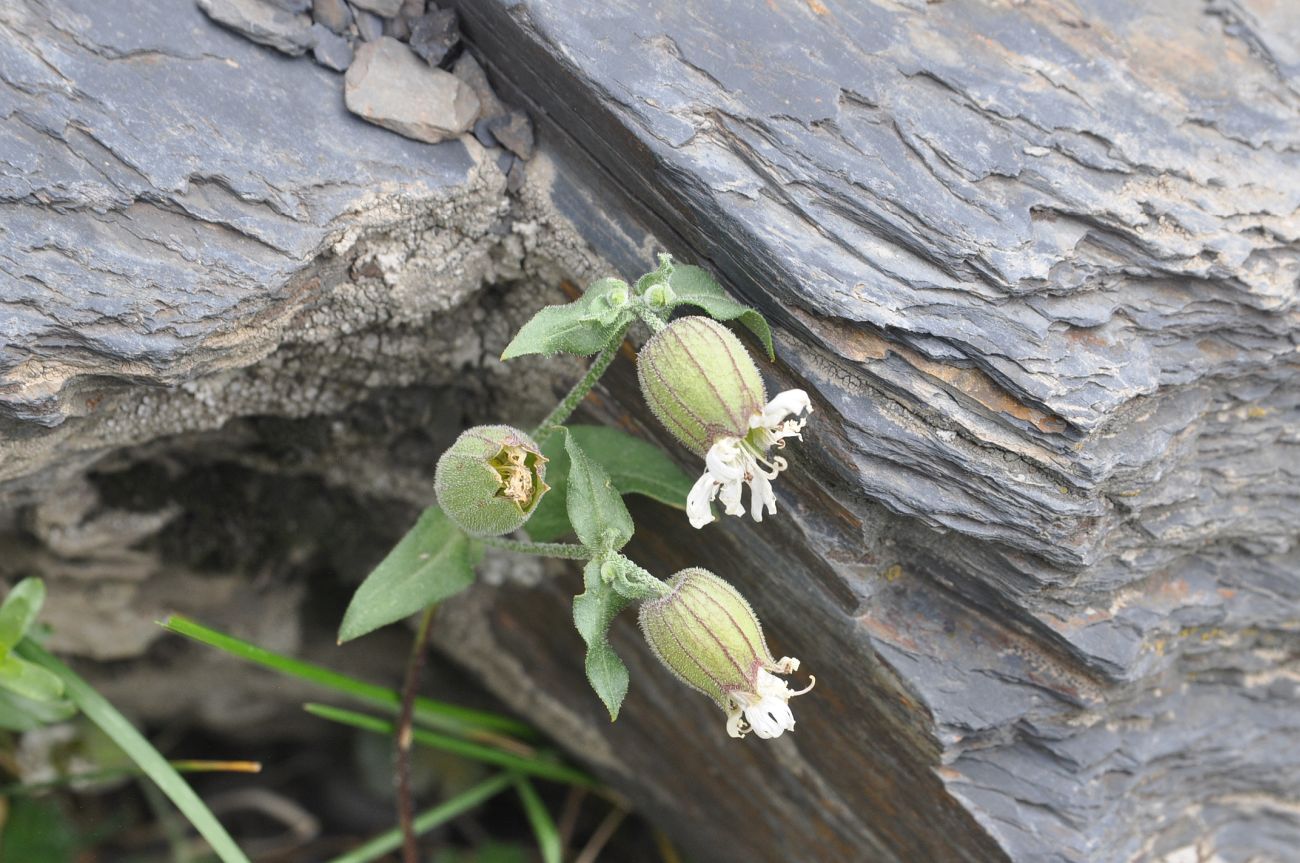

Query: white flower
[686,389,812,529]
[725,657,816,740]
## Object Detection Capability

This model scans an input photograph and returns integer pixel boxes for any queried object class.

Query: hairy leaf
[562,431,634,552]
[501,278,635,360]
[339,506,480,643]
[572,561,631,720]
[668,264,775,360]
[527,425,693,542]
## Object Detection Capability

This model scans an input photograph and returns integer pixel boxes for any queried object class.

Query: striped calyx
[435,425,549,537]
[638,568,771,709]
[636,317,766,455]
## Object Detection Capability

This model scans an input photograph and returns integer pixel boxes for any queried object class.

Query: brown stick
[397,604,438,863]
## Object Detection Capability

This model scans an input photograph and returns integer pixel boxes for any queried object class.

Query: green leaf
[304,704,596,787]
[0,577,45,651]
[668,264,775,360]
[0,654,65,703]
[0,797,80,863]
[572,561,631,720]
[527,425,693,542]
[562,431,634,552]
[513,777,562,863]
[162,615,532,739]
[338,506,480,643]
[325,773,515,863]
[16,640,252,863]
[501,278,635,360]
[0,687,76,732]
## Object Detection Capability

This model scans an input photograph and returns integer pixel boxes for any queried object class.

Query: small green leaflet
[667,264,775,360]
[0,654,64,703]
[0,688,76,732]
[338,506,481,643]
[526,425,694,542]
[571,560,631,720]
[501,278,635,360]
[0,577,45,652]
[562,430,634,552]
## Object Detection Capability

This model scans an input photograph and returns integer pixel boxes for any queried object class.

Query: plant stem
[396,604,437,863]
[481,536,590,560]
[532,324,631,444]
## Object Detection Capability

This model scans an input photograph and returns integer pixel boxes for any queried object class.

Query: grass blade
[160,615,532,739]
[0,761,262,797]
[326,773,513,863]
[304,703,597,788]
[514,776,563,863]
[15,641,251,863]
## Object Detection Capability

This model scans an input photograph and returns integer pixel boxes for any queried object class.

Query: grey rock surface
[347,0,400,17]
[344,37,479,143]
[311,0,352,34]
[309,22,353,71]
[408,7,458,66]
[197,0,312,55]
[453,52,507,122]
[486,110,533,160]
[353,7,382,41]
[448,0,1300,861]
[262,0,311,12]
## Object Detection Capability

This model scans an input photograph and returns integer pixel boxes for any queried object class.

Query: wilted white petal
[687,472,718,529]
[748,469,777,521]
[744,695,796,739]
[705,438,745,481]
[718,473,746,517]
[757,389,811,428]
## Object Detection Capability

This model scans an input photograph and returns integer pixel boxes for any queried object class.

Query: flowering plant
[339,255,814,740]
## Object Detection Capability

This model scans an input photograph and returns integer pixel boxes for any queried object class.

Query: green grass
[326,773,515,863]
[304,703,597,788]
[16,641,251,863]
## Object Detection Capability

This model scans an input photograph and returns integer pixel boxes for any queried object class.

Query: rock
[486,109,534,160]
[352,7,383,40]
[449,1,1300,862]
[505,157,525,193]
[197,0,312,55]
[262,0,311,12]
[309,22,352,70]
[408,7,458,66]
[472,117,497,148]
[348,0,401,16]
[344,37,479,143]
[382,13,409,40]
[398,0,424,19]
[311,0,352,34]
[452,52,507,122]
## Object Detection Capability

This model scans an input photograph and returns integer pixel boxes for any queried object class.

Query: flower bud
[435,425,549,537]
[643,282,675,309]
[637,317,766,455]
[638,568,813,739]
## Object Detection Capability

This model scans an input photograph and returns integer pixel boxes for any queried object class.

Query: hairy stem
[397,604,438,863]
[532,323,631,444]
[482,536,591,560]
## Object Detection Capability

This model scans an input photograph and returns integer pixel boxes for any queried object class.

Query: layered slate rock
[0,0,495,437]
[445,1,1300,861]
[1,0,1297,861]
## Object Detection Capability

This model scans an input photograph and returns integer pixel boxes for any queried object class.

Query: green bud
[606,286,630,308]
[643,282,675,308]
[638,568,812,739]
[636,316,766,455]
[435,425,550,537]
